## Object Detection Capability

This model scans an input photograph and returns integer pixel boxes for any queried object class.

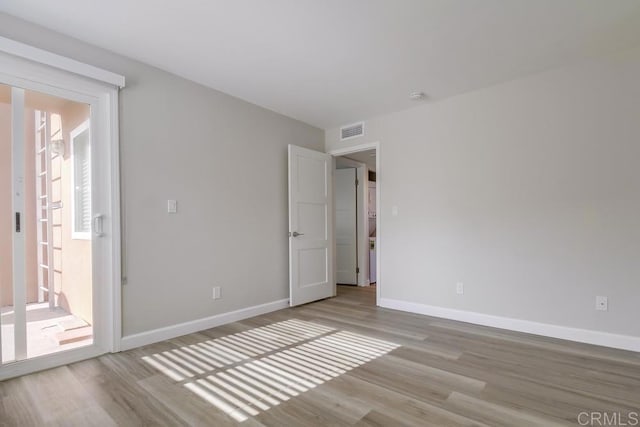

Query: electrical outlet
[456,282,464,295]
[595,296,607,311]
[167,199,177,214]
[212,286,222,300]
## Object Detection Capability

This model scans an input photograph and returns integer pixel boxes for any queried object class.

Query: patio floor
[1,302,93,363]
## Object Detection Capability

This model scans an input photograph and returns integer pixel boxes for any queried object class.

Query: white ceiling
[2,1,640,129]
[344,150,377,172]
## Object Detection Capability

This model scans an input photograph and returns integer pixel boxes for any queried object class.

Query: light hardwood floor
[1,285,639,426]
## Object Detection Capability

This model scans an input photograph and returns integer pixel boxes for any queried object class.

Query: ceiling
[2,1,640,129]
[344,150,376,172]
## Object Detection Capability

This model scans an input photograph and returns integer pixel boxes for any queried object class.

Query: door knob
[290,231,304,237]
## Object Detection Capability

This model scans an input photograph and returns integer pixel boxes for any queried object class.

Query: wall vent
[340,122,364,140]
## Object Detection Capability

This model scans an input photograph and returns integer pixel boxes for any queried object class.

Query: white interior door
[335,168,357,284]
[288,145,334,306]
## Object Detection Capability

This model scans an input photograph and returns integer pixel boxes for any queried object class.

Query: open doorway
[332,145,378,306]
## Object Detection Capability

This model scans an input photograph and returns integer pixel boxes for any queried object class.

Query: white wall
[326,46,640,341]
[0,13,324,337]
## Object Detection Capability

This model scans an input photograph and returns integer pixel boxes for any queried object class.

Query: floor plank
[1,284,638,426]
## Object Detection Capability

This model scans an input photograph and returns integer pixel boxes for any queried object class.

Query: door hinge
[356,178,359,187]
[356,267,360,274]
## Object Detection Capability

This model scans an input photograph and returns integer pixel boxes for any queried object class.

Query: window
[70,120,91,239]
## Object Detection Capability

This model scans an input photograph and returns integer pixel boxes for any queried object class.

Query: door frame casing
[0,50,122,379]
[328,141,380,305]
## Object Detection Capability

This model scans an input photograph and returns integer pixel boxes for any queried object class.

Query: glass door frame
[0,49,122,380]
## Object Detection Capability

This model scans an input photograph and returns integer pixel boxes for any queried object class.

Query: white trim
[119,299,290,351]
[0,346,105,381]
[92,86,121,355]
[0,36,125,88]
[328,141,381,304]
[70,119,91,240]
[110,92,123,352]
[329,141,378,157]
[379,298,640,352]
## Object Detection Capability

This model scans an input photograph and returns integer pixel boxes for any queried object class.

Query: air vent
[340,122,364,140]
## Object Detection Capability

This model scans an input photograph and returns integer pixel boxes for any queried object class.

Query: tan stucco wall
[55,102,92,324]
[1,93,90,325]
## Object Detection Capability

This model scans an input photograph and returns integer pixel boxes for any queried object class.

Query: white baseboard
[120,298,289,351]
[379,298,640,352]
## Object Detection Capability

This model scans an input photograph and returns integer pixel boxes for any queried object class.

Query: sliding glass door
[1,83,97,365]
[0,49,119,378]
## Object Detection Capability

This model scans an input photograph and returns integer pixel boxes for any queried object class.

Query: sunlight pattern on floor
[142,319,334,381]
[143,319,399,422]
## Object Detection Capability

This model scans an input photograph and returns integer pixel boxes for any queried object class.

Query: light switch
[167,200,177,214]
[392,206,399,217]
